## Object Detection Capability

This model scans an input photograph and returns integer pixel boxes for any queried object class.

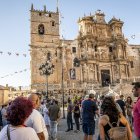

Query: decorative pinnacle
[56,0,59,13]
[31,3,34,11]
[44,5,46,12]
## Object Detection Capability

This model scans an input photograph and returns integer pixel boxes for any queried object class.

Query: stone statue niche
[82,64,87,81]
[120,65,126,77]
[113,65,119,80]
[118,45,124,59]
[81,47,87,59]
[89,64,95,81]
[101,49,108,59]
[87,41,93,59]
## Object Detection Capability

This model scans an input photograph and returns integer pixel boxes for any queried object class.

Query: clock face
[38,24,45,35]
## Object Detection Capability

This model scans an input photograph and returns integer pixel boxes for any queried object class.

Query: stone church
[30,4,140,93]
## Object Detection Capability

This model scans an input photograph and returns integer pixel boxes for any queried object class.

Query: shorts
[82,122,95,135]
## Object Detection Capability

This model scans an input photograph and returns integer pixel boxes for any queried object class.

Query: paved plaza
[57,118,98,140]
[57,109,137,140]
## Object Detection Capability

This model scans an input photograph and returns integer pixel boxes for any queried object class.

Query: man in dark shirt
[116,95,126,116]
[66,99,73,132]
[73,101,80,132]
[82,93,99,140]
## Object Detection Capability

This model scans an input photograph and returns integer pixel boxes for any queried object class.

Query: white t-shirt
[25,109,48,140]
[0,125,39,140]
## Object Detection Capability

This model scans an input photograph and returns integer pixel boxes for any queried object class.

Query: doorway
[101,70,110,87]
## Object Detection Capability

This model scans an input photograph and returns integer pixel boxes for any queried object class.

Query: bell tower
[30,4,60,90]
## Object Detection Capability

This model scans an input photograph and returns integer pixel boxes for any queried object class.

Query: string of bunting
[131,33,140,39]
[0,51,29,57]
[0,68,30,79]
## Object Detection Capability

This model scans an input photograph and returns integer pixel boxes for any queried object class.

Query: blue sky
[0,0,140,87]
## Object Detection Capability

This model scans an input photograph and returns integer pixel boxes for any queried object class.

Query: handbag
[7,125,11,140]
[107,117,128,140]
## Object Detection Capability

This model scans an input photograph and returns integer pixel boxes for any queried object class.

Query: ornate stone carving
[81,47,87,59]
[82,64,87,81]
[113,65,119,73]
[120,65,125,74]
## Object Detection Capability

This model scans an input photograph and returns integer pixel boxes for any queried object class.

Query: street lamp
[61,44,65,119]
[39,60,55,98]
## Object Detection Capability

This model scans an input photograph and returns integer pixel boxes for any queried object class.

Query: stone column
[94,64,97,81]
[81,64,84,82]
[96,64,99,82]
[110,63,113,83]
[127,64,130,77]
[87,64,89,82]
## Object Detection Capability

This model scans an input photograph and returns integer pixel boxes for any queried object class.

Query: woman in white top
[0,97,39,140]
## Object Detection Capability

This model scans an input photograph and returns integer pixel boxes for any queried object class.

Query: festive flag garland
[0,51,29,57]
[131,33,140,39]
[0,68,29,79]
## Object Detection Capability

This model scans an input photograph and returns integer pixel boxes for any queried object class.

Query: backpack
[107,117,128,140]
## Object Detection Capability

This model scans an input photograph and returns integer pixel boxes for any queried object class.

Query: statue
[81,47,87,59]
[83,64,87,81]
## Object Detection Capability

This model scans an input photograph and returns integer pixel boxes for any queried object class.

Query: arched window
[130,61,134,68]
[52,21,55,26]
[95,45,97,52]
[109,47,113,52]
[38,24,45,35]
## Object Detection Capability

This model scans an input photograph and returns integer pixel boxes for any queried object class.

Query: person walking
[125,96,133,127]
[132,82,140,139]
[73,100,80,132]
[0,97,39,140]
[48,100,60,140]
[1,105,8,127]
[25,93,48,140]
[82,93,99,140]
[116,95,126,117]
[66,99,73,132]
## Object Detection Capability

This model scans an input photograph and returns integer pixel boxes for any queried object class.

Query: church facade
[30,5,140,92]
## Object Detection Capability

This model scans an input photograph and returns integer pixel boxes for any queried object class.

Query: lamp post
[39,60,55,98]
[61,44,65,119]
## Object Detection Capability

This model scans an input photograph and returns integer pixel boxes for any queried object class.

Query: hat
[132,82,140,89]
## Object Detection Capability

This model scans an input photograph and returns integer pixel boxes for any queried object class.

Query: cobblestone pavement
[57,118,137,140]
[57,109,137,140]
[57,118,99,140]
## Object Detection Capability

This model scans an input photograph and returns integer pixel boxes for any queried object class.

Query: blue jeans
[50,121,58,140]
[67,113,73,130]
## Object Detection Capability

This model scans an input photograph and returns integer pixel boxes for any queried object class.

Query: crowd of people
[0,93,60,140]
[64,82,140,140]
[0,82,140,140]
